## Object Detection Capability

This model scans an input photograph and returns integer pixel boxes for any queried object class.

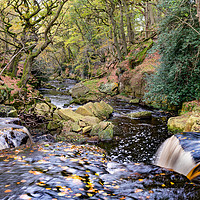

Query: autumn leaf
[135,189,143,193]
[75,193,82,197]
[4,189,12,193]
[161,184,166,187]
[5,185,10,187]
[28,170,42,175]
[58,192,66,196]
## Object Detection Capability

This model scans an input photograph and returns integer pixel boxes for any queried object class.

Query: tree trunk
[108,0,122,61]
[9,50,21,78]
[119,1,128,56]
[20,54,34,87]
[122,0,134,44]
[145,1,150,38]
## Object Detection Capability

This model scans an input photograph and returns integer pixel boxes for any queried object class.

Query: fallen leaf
[4,189,12,193]
[135,189,143,193]
[5,185,10,187]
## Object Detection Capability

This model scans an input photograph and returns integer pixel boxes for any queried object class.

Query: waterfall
[154,135,200,180]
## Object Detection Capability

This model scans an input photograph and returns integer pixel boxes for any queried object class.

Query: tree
[145,0,200,108]
[0,0,68,86]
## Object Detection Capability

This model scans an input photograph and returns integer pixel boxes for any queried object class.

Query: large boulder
[75,106,94,116]
[58,109,83,122]
[80,116,101,126]
[0,105,17,117]
[69,83,89,98]
[168,113,200,133]
[98,82,119,96]
[75,101,113,120]
[168,101,200,133]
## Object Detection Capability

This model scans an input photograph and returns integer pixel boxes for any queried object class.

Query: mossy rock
[100,100,113,117]
[168,114,200,133]
[167,114,189,133]
[129,98,140,104]
[82,126,92,133]
[0,104,18,117]
[90,121,114,140]
[58,109,83,122]
[70,98,88,105]
[34,103,50,117]
[75,106,94,116]
[80,116,101,126]
[127,111,152,119]
[71,122,82,132]
[53,110,62,120]
[47,120,62,131]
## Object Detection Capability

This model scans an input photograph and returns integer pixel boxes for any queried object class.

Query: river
[0,79,199,199]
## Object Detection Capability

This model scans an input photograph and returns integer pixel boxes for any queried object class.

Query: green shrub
[145,0,200,108]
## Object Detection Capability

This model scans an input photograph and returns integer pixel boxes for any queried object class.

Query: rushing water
[39,79,77,108]
[0,79,200,199]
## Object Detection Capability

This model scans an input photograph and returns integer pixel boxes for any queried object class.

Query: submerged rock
[127,111,152,119]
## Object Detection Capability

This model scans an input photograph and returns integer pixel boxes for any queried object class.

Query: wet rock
[127,111,152,119]
[58,109,83,122]
[90,121,114,140]
[98,82,119,96]
[0,118,33,150]
[69,83,89,98]
[0,104,18,117]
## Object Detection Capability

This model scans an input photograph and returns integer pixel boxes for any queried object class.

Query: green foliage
[145,0,200,107]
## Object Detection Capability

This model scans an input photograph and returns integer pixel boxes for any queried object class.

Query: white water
[154,135,196,176]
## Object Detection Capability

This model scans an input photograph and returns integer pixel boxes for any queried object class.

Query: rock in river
[0,118,33,150]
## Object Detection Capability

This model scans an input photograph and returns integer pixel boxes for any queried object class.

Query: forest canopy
[0,0,200,107]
